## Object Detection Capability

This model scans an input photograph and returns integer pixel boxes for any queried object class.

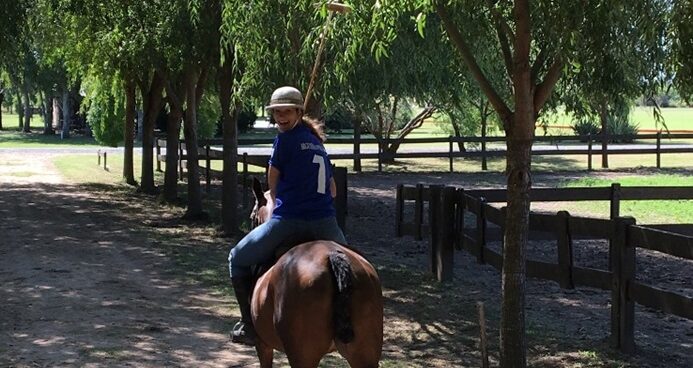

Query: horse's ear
[253,177,267,207]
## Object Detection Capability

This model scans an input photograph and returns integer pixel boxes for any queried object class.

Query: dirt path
[0,154,257,367]
[1,152,690,367]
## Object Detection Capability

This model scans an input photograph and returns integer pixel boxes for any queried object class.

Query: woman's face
[272,107,302,133]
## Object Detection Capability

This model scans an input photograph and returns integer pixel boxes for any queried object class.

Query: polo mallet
[303,2,352,113]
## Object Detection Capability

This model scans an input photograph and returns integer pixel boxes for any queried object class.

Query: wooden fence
[156,139,348,231]
[156,133,693,173]
[395,184,693,353]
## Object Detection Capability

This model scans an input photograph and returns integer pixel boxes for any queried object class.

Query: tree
[559,2,670,168]
[51,0,172,187]
[331,10,453,163]
[670,0,693,103]
[367,0,674,365]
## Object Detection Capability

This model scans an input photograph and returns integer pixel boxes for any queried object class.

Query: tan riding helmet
[265,86,305,112]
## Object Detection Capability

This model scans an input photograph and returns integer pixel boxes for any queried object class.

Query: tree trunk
[304,94,322,120]
[42,91,53,135]
[139,72,165,194]
[123,78,137,185]
[163,107,182,201]
[162,75,186,202]
[0,89,4,130]
[16,99,23,129]
[52,98,60,130]
[182,69,204,219]
[380,106,436,163]
[500,2,532,366]
[220,53,239,234]
[61,88,71,139]
[353,118,362,172]
[22,87,31,133]
[501,128,531,367]
[450,119,465,152]
[600,101,609,168]
[481,111,488,171]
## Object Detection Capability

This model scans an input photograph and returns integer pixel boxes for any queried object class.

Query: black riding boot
[230,276,257,345]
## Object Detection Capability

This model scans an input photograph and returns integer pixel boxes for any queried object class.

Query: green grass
[0,111,102,147]
[561,174,693,223]
[54,153,266,185]
[0,130,101,147]
[1,112,46,130]
[630,107,693,131]
[53,153,153,184]
[332,152,693,173]
[537,106,693,135]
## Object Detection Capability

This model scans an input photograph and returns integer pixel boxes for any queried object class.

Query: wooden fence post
[179,144,184,180]
[602,131,609,169]
[434,186,456,282]
[610,216,636,353]
[587,134,593,171]
[156,140,162,172]
[475,197,487,264]
[414,183,424,241]
[205,145,211,192]
[377,140,383,172]
[242,153,249,208]
[395,184,403,237]
[481,135,488,171]
[656,131,661,169]
[448,136,454,172]
[97,150,101,167]
[428,185,442,278]
[334,166,348,233]
[455,188,465,250]
[103,152,107,170]
[557,210,574,289]
[354,123,362,172]
[609,183,622,271]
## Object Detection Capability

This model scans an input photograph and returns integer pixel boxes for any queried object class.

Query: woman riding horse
[248,180,383,367]
[228,86,348,345]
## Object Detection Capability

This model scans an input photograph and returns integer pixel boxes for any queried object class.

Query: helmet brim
[265,103,304,111]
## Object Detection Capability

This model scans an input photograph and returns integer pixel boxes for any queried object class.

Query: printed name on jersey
[300,142,326,153]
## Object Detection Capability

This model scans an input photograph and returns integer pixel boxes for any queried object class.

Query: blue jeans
[228,216,347,278]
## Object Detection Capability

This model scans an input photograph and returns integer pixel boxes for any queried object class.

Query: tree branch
[533,56,563,114]
[435,2,513,123]
[530,47,548,84]
[486,0,514,76]
[195,66,208,106]
[396,106,436,139]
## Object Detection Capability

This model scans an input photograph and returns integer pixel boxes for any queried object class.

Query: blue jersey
[268,123,335,220]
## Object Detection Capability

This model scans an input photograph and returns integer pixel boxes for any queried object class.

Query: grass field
[332,152,693,173]
[1,112,45,130]
[559,174,693,223]
[2,106,691,146]
[53,153,265,185]
[538,106,693,135]
[0,130,100,147]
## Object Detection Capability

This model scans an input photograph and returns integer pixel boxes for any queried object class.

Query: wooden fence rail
[156,139,348,232]
[155,132,693,174]
[396,183,693,353]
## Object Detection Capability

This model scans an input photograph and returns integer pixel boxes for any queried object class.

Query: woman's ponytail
[301,116,326,143]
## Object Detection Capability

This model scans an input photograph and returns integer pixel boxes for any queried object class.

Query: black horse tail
[328,250,354,343]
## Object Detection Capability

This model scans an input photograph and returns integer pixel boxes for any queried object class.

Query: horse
[247,178,383,368]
